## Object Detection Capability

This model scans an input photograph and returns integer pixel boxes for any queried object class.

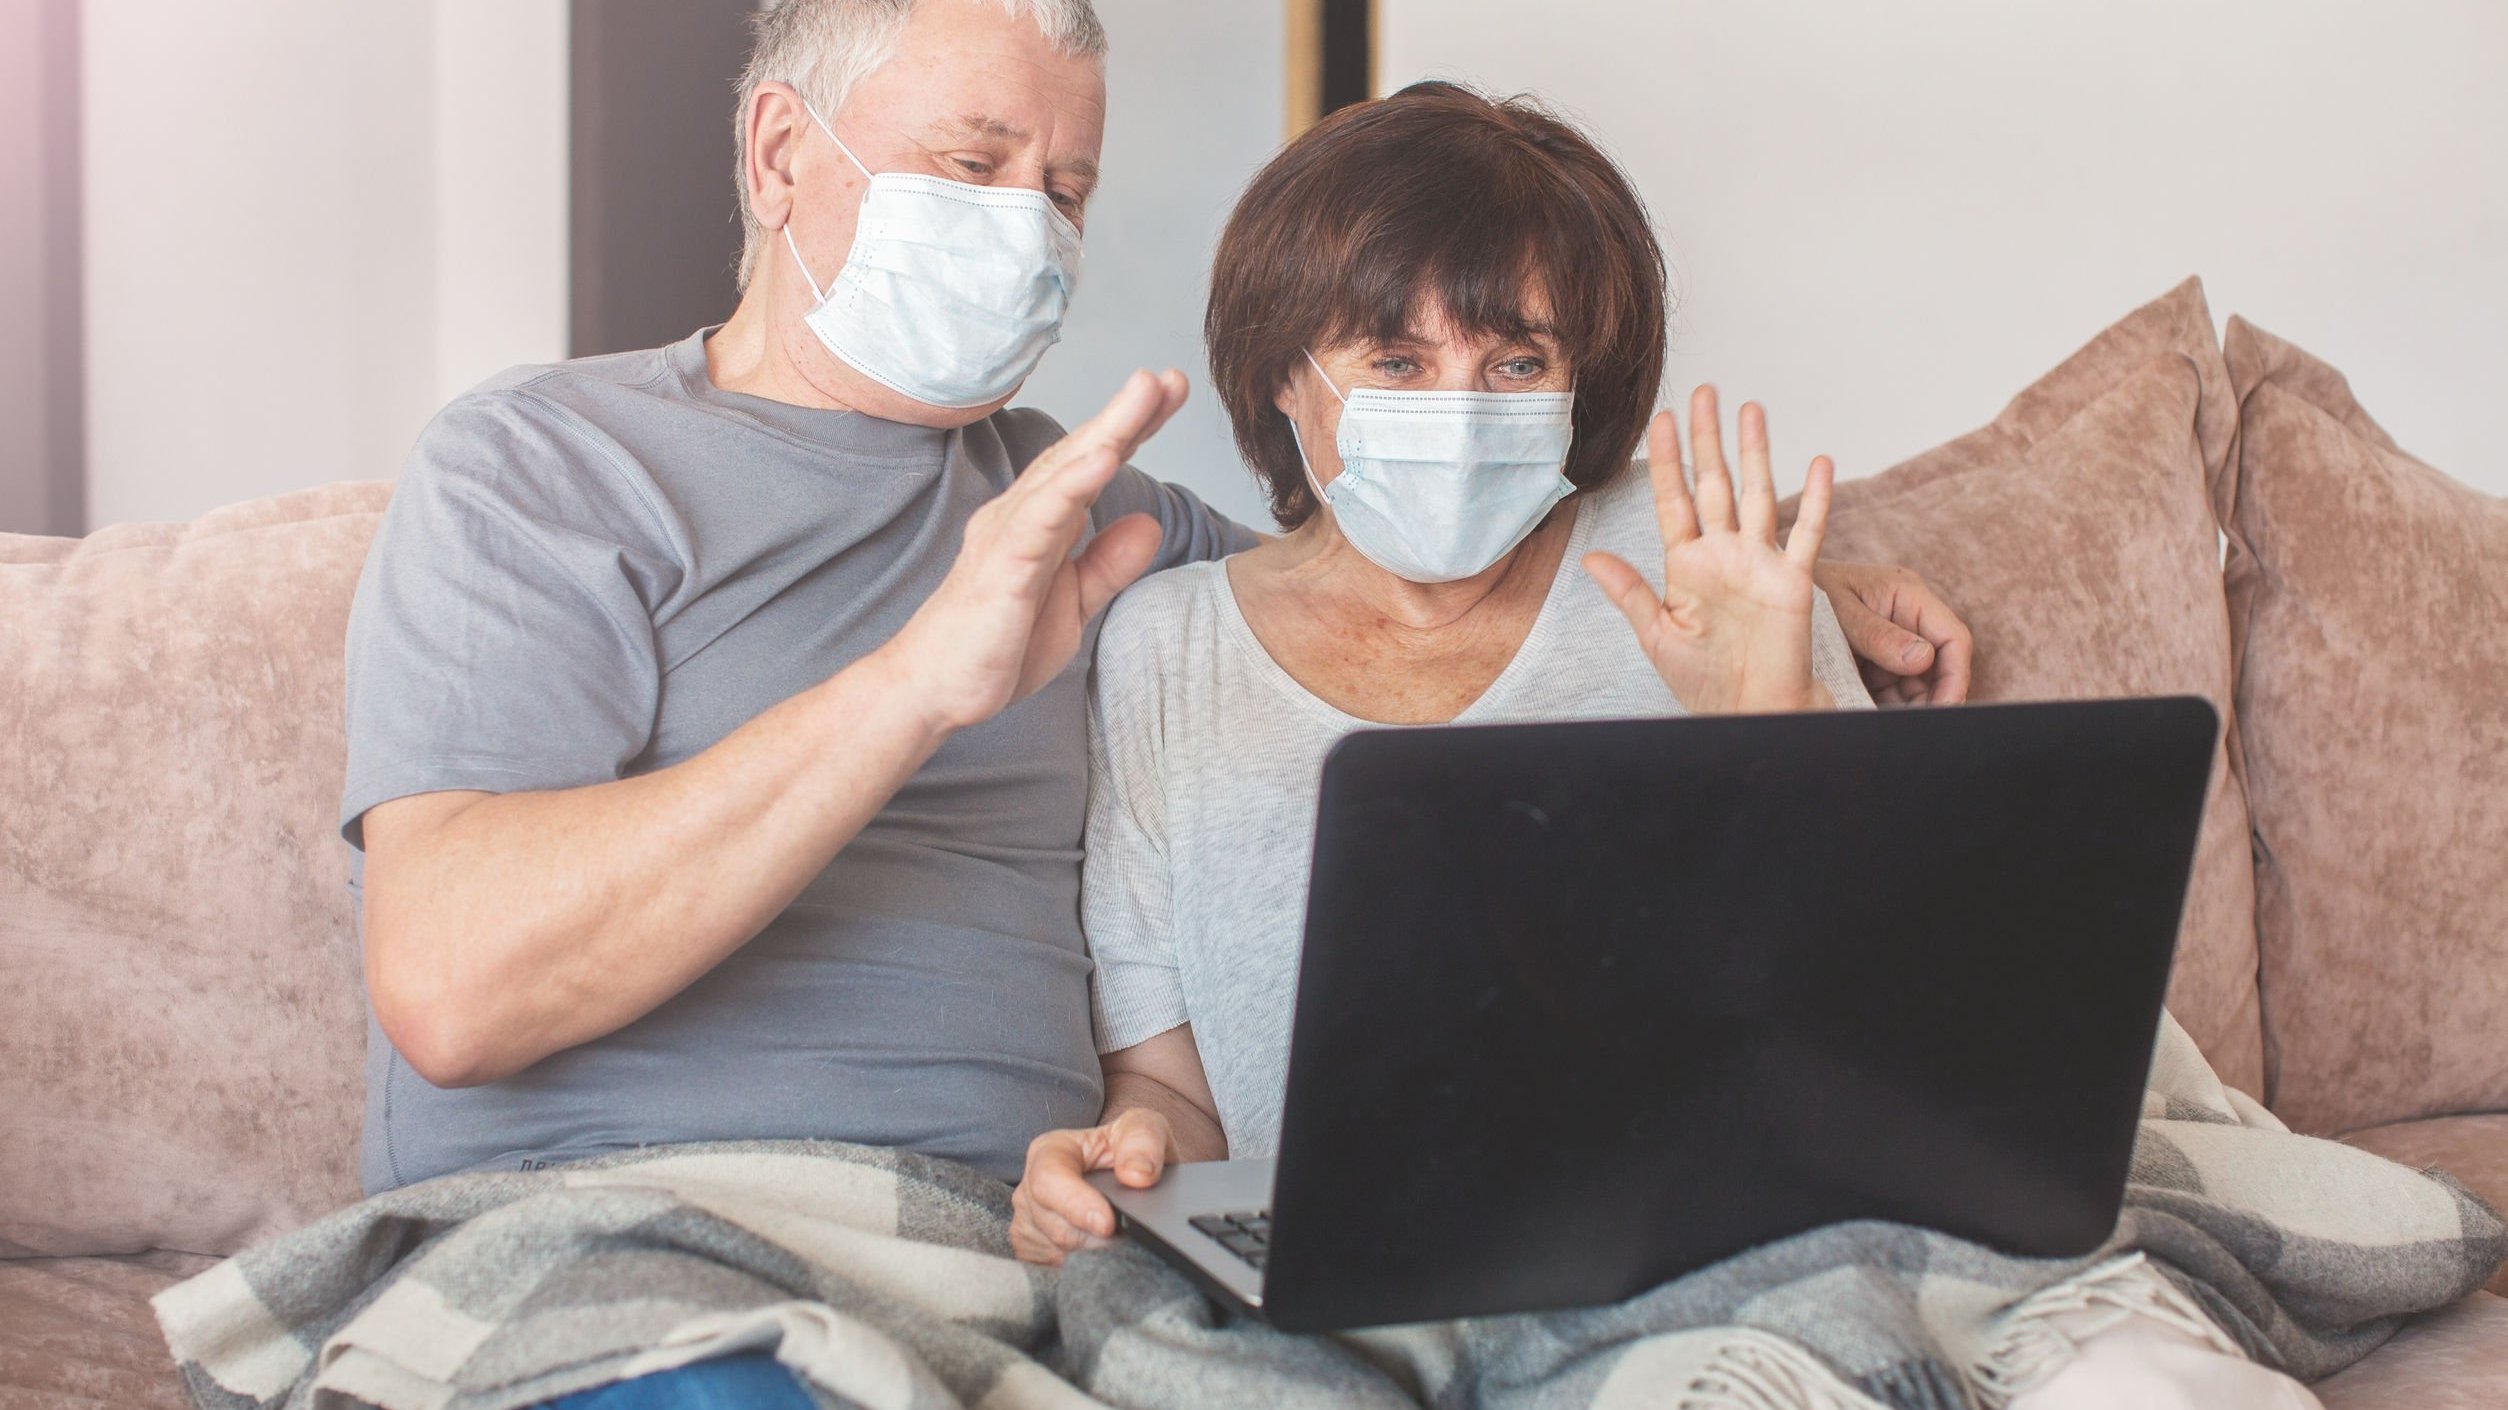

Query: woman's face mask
[1289,348,1577,584]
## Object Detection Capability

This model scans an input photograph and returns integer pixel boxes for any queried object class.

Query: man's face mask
[782,100,1083,410]
[1289,349,1577,584]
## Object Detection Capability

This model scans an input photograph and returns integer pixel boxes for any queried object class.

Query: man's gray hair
[734,0,1108,290]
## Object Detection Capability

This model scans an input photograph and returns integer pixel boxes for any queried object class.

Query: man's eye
[953,157,995,178]
[1050,191,1082,215]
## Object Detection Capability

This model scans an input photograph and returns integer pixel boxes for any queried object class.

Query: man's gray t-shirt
[343,328,1252,1193]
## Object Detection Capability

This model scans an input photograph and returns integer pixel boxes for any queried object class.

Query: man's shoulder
[989,405,1068,471]
[378,368,685,582]
[428,343,684,448]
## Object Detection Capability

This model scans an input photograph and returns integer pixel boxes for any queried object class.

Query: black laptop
[1089,696,2218,1333]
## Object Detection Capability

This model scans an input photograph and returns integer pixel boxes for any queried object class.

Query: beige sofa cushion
[2218,319,2508,1136]
[0,1249,213,1409]
[2342,1115,2508,1297]
[2315,1292,2508,1408]
[0,483,388,1258]
[1796,279,2265,1096]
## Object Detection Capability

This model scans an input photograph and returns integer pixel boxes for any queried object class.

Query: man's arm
[363,370,1192,1088]
[363,647,943,1087]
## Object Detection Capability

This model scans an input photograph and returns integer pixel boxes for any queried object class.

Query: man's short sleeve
[341,391,679,847]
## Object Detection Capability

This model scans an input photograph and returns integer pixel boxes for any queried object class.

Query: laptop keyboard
[1188,1209,1272,1270]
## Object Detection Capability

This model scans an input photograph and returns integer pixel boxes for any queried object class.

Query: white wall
[1017,0,1283,529]
[82,0,567,529]
[77,0,1276,530]
[0,0,52,533]
[95,5,2489,528]
[1378,0,2508,497]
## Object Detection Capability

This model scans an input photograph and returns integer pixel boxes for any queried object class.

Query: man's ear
[746,82,809,234]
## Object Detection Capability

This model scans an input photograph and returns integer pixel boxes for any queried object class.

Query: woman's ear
[1271,365,1304,420]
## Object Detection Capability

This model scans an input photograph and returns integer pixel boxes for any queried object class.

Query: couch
[4,280,2504,1406]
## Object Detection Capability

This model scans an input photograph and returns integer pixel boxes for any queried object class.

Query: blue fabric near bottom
[537,1352,817,1409]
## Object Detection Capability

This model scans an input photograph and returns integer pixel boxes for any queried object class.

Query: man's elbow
[366,941,520,1089]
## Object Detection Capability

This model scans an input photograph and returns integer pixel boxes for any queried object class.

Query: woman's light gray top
[1082,465,1875,1157]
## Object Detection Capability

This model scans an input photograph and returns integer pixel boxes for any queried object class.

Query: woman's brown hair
[1205,80,1669,528]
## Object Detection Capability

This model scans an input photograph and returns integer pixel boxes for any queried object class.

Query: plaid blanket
[155,1014,2502,1410]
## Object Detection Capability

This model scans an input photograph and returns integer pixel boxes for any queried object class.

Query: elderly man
[344,0,1969,1402]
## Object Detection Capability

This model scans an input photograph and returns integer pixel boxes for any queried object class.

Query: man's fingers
[1833,590,1934,683]
[1020,370,1182,520]
[1074,514,1164,621]
[1736,402,1778,541]
[1783,455,1833,570]
[1688,386,1735,533]
[1926,625,1975,705]
[1877,570,1976,706]
[995,447,1127,571]
[1644,410,1698,550]
[1131,369,1190,453]
[1078,369,1166,448]
[1013,371,1158,493]
[1053,368,1190,475]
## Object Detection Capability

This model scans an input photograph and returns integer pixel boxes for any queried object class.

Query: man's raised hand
[879,370,1189,735]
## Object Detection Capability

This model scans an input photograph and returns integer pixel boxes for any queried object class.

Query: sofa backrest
[1790,278,2268,1099]
[0,482,389,1258]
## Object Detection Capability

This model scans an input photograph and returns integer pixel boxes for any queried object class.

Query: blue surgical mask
[783,101,1083,409]
[1289,349,1577,584]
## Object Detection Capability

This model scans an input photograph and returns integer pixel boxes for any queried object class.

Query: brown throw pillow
[0,483,388,1258]
[1791,278,2265,1096]
[2217,318,2508,1135]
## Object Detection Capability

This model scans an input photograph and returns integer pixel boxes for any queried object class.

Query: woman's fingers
[1736,402,1778,543]
[1022,1194,1099,1257]
[1015,1129,1119,1253]
[1688,386,1736,534]
[1645,410,1698,550]
[1785,455,1834,571]
[1584,551,1670,653]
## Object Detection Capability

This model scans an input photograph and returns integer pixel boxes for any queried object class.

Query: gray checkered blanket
[154,1015,2502,1410]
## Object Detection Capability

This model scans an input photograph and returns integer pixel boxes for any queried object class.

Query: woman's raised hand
[1584,386,1834,714]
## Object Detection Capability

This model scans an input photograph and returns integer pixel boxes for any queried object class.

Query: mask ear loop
[1288,349,1351,510]
[802,99,877,181]
[782,99,879,304]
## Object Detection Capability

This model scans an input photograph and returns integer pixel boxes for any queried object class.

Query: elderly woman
[1013,83,2325,1409]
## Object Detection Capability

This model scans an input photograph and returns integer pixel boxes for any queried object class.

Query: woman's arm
[1009,1026,1227,1266]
